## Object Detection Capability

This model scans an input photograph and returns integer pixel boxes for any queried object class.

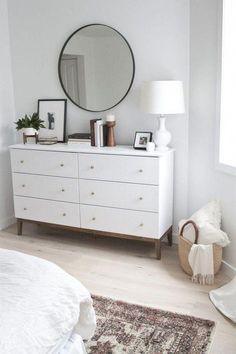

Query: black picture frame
[37,99,67,143]
[133,131,153,150]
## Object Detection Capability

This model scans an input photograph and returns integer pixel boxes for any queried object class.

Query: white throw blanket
[188,244,214,285]
[209,276,236,322]
[0,248,96,354]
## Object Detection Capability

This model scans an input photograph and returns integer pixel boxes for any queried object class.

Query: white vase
[153,116,171,152]
[23,127,36,135]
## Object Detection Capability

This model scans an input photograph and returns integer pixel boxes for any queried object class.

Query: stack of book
[67,133,91,144]
[90,119,108,147]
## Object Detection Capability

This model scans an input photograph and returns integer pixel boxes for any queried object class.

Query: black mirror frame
[58,24,135,113]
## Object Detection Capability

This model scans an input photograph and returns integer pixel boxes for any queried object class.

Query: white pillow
[179,200,230,247]
[190,199,221,229]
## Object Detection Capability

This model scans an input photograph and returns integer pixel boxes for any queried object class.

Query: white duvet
[0,248,96,354]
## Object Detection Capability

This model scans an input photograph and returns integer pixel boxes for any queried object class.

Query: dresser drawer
[10,149,78,178]
[12,173,79,203]
[14,196,80,227]
[79,154,159,185]
[80,179,159,212]
[80,205,158,238]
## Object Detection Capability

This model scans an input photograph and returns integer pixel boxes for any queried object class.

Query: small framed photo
[133,131,152,150]
[38,99,67,142]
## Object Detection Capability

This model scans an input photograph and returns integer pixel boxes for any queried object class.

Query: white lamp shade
[140,80,185,115]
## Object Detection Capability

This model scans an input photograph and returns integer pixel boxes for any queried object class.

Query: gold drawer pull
[61,188,65,192]
[20,160,24,164]
[60,163,64,167]
[91,192,95,195]
[139,223,144,227]
[92,217,96,221]
[139,169,143,173]
[62,213,66,216]
[23,207,27,210]
[90,165,94,169]
[139,197,143,200]
[22,184,26,188]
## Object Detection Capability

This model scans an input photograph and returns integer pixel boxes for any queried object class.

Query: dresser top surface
[9,143,174,157]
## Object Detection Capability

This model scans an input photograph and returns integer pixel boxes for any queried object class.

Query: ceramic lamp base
[153,116,171,151]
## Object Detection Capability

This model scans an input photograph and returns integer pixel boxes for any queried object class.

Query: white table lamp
[140,80,185,151]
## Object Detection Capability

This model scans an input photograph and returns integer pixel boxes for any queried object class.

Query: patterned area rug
[85,295,215,354]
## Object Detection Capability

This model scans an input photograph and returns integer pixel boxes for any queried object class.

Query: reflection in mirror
[58,24,135,112]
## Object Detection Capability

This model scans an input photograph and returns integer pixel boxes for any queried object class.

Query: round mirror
[58,24,135,112]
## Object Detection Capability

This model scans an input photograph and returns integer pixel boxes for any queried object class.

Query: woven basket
[178,220,222,276]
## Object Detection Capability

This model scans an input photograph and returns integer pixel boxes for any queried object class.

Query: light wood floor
[0,223,235,353]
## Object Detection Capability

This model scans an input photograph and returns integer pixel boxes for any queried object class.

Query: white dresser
[10,144,174,259]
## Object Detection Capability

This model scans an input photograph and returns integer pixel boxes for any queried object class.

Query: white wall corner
[221,260,236,279]
[0,216,16,231]
[163,231,179,244]
[172,231,179,244]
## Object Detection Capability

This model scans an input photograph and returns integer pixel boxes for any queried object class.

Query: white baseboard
[0,216,16,231]
[221,260,236,279]
[171,232,236,278]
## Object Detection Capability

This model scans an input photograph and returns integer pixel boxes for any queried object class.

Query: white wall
[189,0,236,271]
[7,0,190,231]
[0,0,16,229]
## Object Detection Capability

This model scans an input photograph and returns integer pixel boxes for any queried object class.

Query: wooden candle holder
[106,121,116,147]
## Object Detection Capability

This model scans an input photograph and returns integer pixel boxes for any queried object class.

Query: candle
[106,114,115,122]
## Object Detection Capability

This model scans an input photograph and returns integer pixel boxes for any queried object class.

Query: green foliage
[15,113,45,131]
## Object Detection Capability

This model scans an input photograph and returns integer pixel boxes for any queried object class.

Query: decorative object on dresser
[58,24,135,112]
[15,112,45,144]
[106,114,116,147]
[10,144,174,259]
[99,123,108,147]
[140,80,185,151]
[133,131,152,150]
[90,119,108,147]
[95,120,104,147]
[146,141,155,153]
[38,128,58,145]
[90,118,101,146]
[67,133,91,144]
[38,99,67,143]
[22,133,38,145]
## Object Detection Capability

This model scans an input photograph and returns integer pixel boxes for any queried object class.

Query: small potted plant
[15,113,45,135]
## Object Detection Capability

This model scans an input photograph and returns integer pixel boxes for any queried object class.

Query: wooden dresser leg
[155,239,161,260]
[167,227,173,246]
[17,219,23,235]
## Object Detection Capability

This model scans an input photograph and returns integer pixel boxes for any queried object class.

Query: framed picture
[133,131,152,150]
[38,99,67,142]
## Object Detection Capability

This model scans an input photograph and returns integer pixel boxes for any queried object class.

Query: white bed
[0,248,96,354]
